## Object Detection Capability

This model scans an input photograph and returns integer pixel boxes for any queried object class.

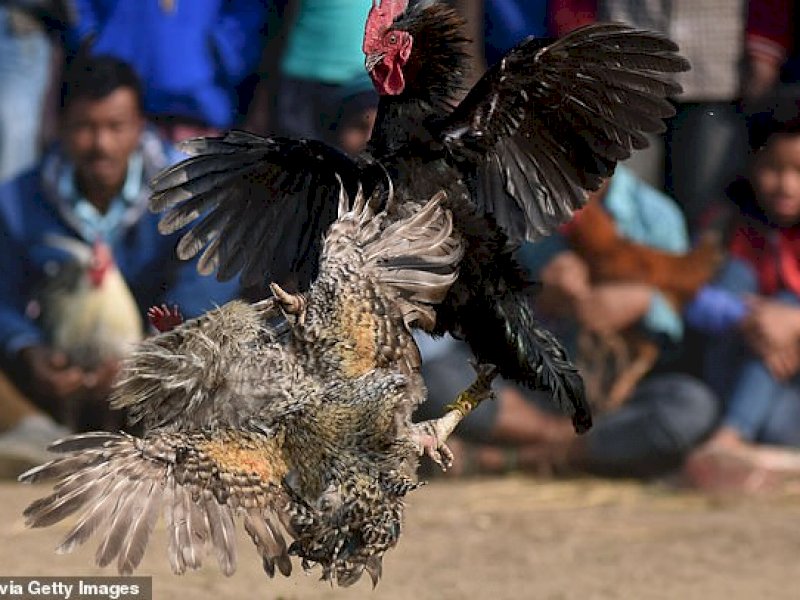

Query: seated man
[416,166,718,479]
[0,55,239,441]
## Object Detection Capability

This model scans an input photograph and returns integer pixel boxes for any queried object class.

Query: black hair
[748,98,800,152]
[60,55,144,114]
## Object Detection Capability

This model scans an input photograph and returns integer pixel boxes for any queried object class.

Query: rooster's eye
[388,33,397,45]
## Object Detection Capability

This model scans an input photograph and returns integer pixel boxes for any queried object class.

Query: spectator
[66,0,269,142]
[253,0,374,143]
[598,0,750,231]
[416,166,718,479]
[0,1,74,182]
[0,56,239,440]
[742,0,797,108]
[456,0,595,83]
[455,0,661,186]
[684,111,800,492]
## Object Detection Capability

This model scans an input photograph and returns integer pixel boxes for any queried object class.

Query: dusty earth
[2,477,799,600]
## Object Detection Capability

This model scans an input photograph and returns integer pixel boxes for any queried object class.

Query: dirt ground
[2,477,800,600]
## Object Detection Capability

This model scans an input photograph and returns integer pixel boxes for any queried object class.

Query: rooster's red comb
[364,0,408,48]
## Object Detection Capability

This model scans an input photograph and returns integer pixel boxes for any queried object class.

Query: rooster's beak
[365,52,385,72]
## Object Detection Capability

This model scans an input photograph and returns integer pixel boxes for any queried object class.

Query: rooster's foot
[148,304,184,332]
[410,421,455,471]
[444,361,499,416]
[412,362,498,472]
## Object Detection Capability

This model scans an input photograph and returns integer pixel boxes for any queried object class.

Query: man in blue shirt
[0,55,239,435]
[66,0,269,137]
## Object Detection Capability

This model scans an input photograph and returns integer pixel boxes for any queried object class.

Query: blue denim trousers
[0,7,51,183]
[704,262,800,446]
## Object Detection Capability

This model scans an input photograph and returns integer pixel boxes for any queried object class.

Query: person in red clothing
[744,0,796,106]
[683,110,800,493]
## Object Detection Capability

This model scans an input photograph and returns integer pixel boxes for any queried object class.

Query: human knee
[650,375,719,450]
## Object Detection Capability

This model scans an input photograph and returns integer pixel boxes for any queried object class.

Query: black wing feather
[150,131,361,289]
[439,22,689,242]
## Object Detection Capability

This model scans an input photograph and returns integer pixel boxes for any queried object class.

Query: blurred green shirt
[281,0,373,84]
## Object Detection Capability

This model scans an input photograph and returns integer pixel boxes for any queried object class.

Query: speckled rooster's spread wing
[109,298,306,433]
[318,182,465,334]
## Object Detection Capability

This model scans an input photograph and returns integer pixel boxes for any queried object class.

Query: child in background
[685,112,800,492]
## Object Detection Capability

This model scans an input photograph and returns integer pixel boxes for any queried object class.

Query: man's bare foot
[684,428,800,494]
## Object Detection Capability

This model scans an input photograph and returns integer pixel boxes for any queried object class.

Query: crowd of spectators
[1,0,800,495]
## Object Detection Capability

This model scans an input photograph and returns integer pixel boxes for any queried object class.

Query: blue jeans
[583,374,717,477]
[704,262,800,446]
[0,7,51,183]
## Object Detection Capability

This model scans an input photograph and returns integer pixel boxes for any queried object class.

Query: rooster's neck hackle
[395,2,469,106]
[369,2,470,153]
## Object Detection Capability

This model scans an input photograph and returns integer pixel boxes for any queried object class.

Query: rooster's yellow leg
[412,362,498,471]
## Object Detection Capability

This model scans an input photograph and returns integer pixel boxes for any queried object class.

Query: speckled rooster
[20,182,482,586]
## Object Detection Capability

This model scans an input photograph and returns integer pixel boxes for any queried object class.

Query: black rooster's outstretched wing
[438,22,689,242]
[151,131,362,289]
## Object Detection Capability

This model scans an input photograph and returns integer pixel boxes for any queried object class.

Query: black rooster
[151,0,689,434]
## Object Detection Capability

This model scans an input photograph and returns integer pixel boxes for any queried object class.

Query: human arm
[0,234,85,403]
[574,283,655,335]
[743,0,794,106]
[453,0,486,87]
[243,0,300,134]
[684,257,759,334]
[535,249,591,318]
[684,285,749,334]
[212,0,270,86]
[548,0,596,36]
[740,296,800,380]
[534,248,678,339]
[63,0,99,52]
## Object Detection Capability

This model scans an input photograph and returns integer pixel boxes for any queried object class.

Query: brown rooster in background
[565,193,722,411]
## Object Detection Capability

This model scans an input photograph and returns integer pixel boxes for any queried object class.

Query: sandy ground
[2,477,800,600]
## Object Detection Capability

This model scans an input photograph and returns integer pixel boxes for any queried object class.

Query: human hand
[537,251,591,318]
[764,344,800,381]
[540,251,591,302]
[741,56,781,109]
[741,296,800,354]
[19,345,84,404]
[82,359,121,403]
[243,81,271,136]
[575,283,654,333]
